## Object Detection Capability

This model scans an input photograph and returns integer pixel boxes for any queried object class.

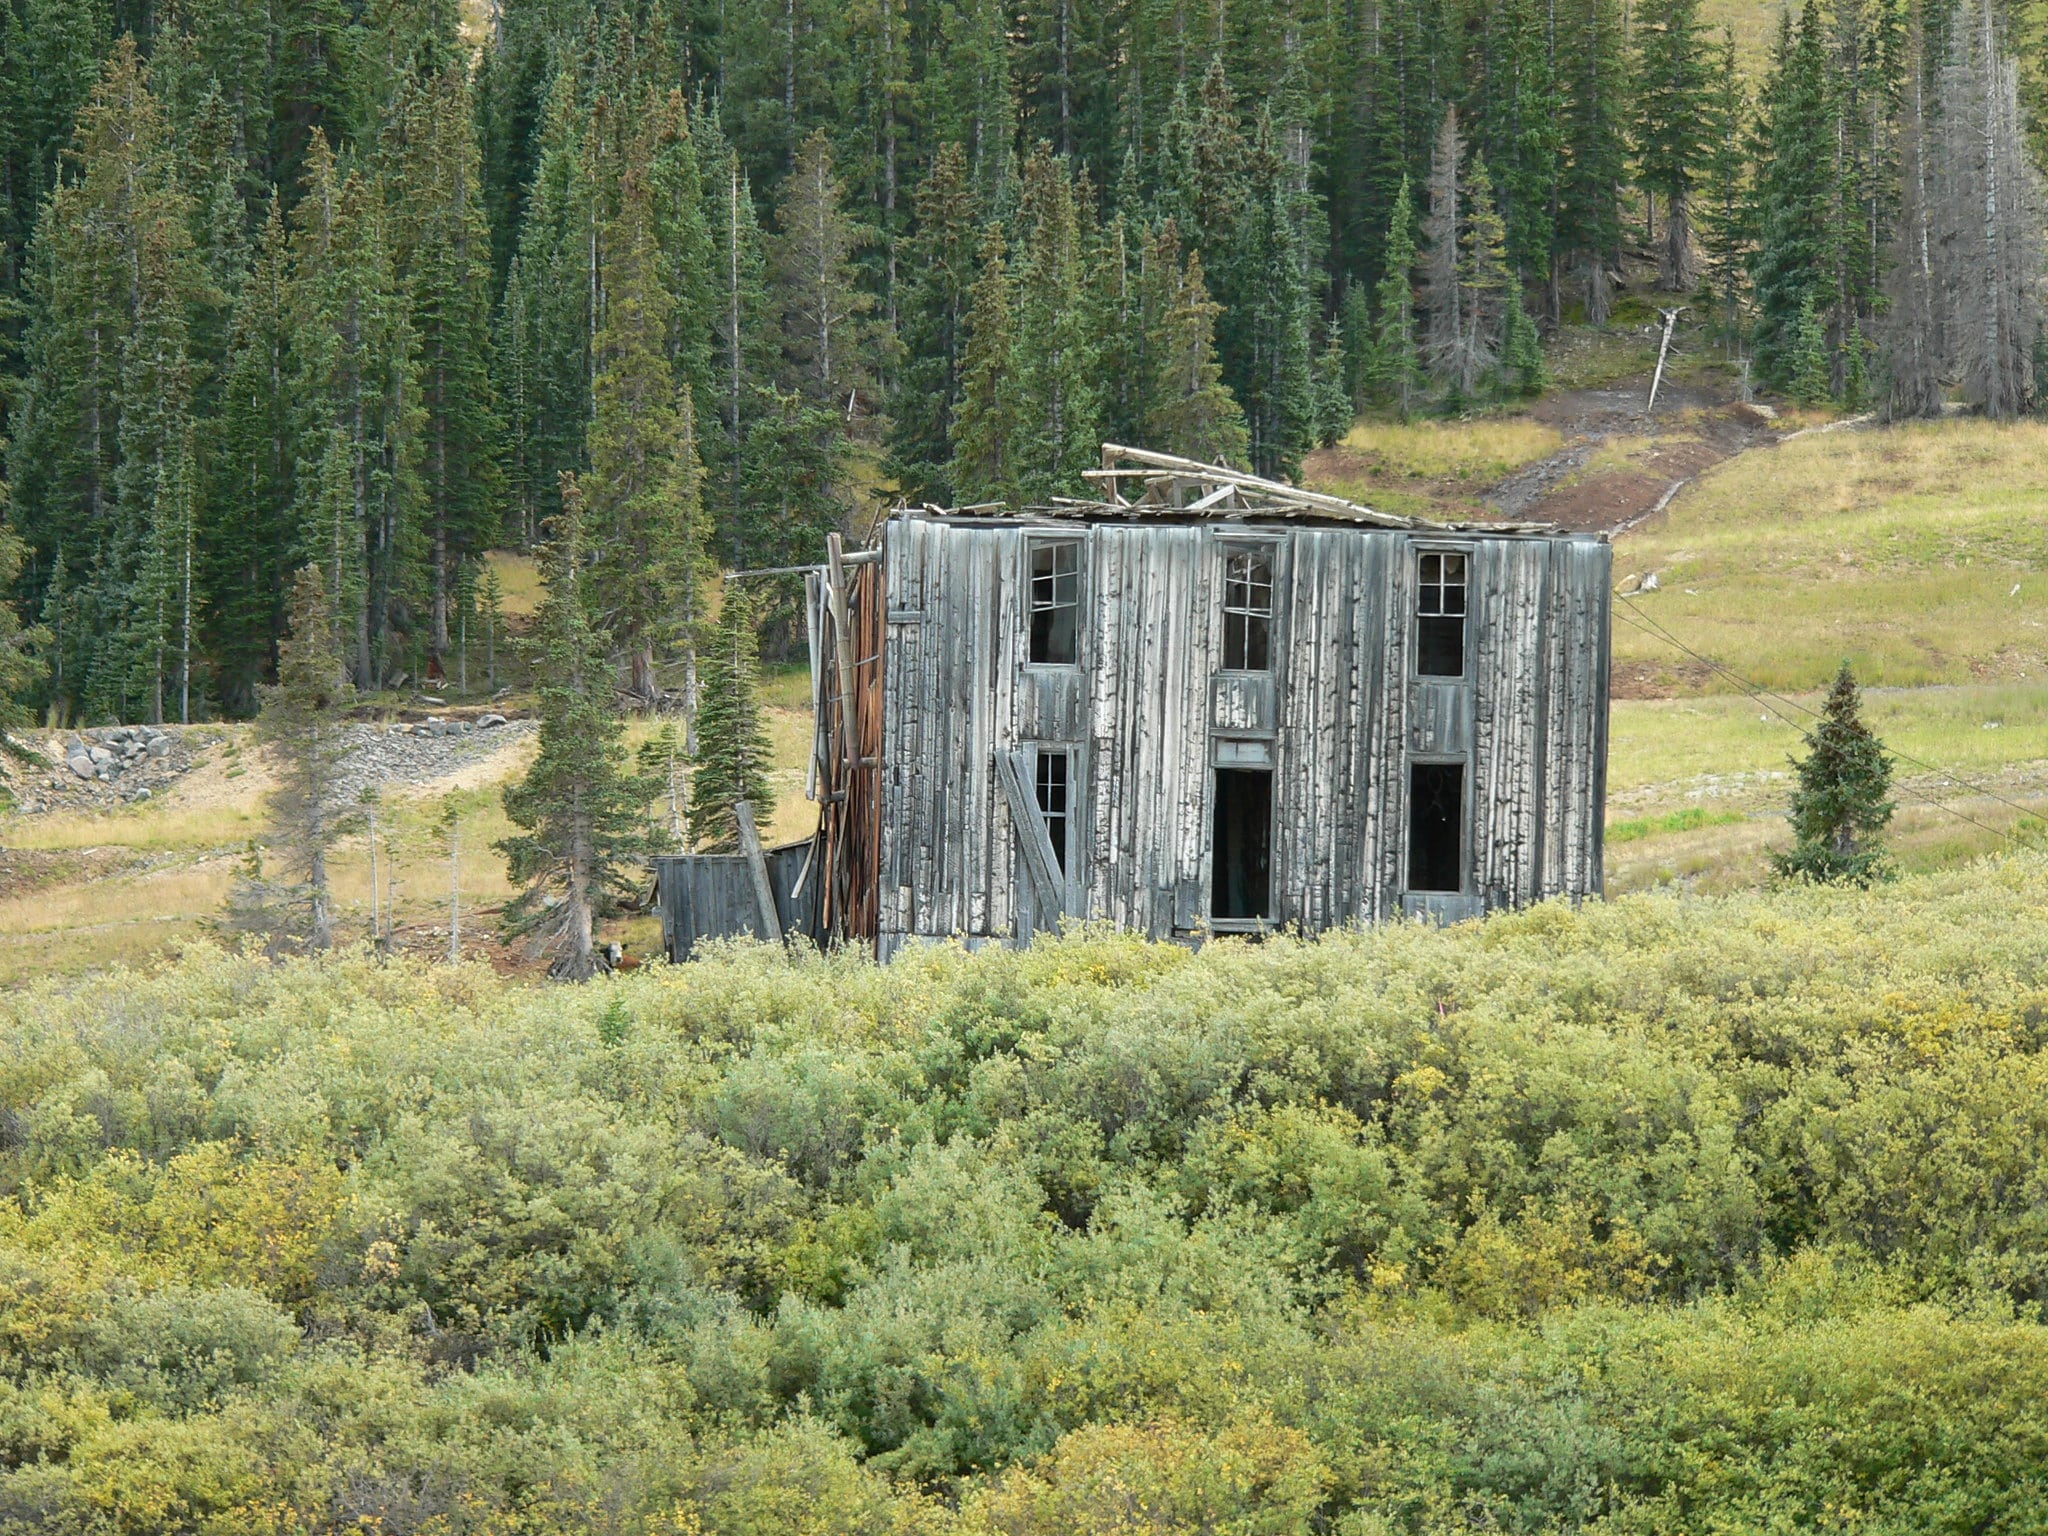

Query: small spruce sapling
[638,719,688,850]
[1311,322,1353,446]
[1788,292,1831,406]
[688,584,774,852]
[497,474,652,980]
[1774,662,1895,885]
[247,566,357,950]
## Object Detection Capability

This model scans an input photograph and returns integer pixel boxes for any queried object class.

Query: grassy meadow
[1612,419,2048,690]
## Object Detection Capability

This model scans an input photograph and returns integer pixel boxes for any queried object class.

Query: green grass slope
[1614,419,2048,692]
[8,866,2048,1528]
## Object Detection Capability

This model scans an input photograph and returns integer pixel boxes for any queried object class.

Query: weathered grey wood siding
[874,515,1609,956]
[656,842,823,960]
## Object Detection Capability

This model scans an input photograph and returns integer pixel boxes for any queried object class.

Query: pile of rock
[14,723,198,812]
[325,716,533,806]
[65,726,174,785]
[398,713,510,739]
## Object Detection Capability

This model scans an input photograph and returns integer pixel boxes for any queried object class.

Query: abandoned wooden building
[657,444,1612,960]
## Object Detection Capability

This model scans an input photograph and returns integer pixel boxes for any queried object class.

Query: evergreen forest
[3,0,2046,721]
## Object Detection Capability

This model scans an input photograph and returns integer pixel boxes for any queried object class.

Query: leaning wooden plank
[734,800,783,943]
[994,747,1062,914]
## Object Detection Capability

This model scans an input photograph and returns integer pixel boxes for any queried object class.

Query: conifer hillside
[2,0,2045,721]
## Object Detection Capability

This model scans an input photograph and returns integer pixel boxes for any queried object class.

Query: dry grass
[1333,417,1565,485]
[1614,420,2048,692]
[484,550,542,619]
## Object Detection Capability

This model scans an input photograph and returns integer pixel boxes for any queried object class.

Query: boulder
[67,755,94,780]
[88,746,113,765]
[477,713,508,729]
[147,736,171,758]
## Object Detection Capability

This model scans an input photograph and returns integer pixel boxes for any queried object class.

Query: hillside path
[1486,376,1781,532]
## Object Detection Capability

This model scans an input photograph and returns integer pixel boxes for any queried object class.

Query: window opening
[1408,761,1465,893]
[1029,540,1081,664]
[1222,546,1274,671]
[1416,551,1467,677]
[1211,768,1273,919]
[1035,749,1070,874]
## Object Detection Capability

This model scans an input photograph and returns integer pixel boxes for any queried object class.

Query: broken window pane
[1029,540,1081,664]
[1222,546,1274,671]
[1407,761,1465,892]
[1035,748,1070,874]
[1416,550,1467,677]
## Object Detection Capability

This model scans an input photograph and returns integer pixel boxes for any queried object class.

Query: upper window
[1029,540,1081,665]
[1416,550,1467,677]
[1222,546,1274,671]
[1035,748,1070,874]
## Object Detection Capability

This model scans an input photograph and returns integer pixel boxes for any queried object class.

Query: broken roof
[897,443,1581,538]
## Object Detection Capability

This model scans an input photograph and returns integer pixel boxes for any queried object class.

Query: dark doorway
[1211,769,1273,919]
[1408,762,1465,892]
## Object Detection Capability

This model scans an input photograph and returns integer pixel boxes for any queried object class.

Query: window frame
[1034,746,1071,876]
[1413,544,1472,681]
[1025,535,1085,669]
[1404,756,1470,896]
[1218,539,1279,674]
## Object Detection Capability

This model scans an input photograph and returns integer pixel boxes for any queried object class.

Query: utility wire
[1612,597,2031,845]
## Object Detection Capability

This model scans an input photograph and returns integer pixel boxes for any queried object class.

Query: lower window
[1035,748,1069,874]
[1211,768,1273,919]
[1408,762,1465,893]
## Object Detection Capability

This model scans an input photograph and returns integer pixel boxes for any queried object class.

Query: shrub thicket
[7,859,2048,1529]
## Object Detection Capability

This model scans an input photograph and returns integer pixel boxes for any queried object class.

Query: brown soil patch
[0,845,144,900]
[1611,657,1719,700]
[1492,389,1780,532]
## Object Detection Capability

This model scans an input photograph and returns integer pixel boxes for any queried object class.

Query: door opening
[1407,761,1465,892]
[1211,768,1273,919]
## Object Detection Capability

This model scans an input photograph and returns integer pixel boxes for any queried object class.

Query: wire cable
[1612,597,2034,845]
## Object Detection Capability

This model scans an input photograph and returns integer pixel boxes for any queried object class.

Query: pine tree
[498,81,593,548]
[9,41,201,723]
[1311,322,1352,446]
[1752,0,1841,388]
[886,142,981,503]
[255,564,356,950]
[1009,147,1102,502]
[1632,0,1713,290]
[1422,108,1466,390]
[585,159,711,706]
[1223,128,1314,480]
[925,0,1018,208]
[1696,33,1754,347]
[497,473,650,981]
[206,202,297,718]
[0,506,51,759]
[288,133,420,689]
[701,129,774,564]
[1789,290,1832,405]
[1556,0,1628,321]
[386,64,505,679]
[1502,276,1548,395]
[688,582,774,852]
[770,130,876,412]
[111,214,203,726]
[1145,242,1249,466]
[1367,178,1424,416]
[953,226,1021,503]
[1774,661,1894,885]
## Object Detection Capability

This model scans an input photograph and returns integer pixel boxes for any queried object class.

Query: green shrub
[3,861,2048,1526]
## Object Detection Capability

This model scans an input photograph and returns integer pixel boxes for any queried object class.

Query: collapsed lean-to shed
[658,444,1612,961]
